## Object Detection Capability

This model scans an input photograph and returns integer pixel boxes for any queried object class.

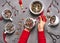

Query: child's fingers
[38,16,42,21]
[39,16,42,21]
[41,15,47,22]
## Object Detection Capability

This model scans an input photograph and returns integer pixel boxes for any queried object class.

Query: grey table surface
[0,0,60,43]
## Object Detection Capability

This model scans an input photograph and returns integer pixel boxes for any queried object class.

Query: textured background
[0,0,60,43]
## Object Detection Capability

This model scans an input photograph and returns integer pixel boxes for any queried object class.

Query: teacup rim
[29,0,44,15]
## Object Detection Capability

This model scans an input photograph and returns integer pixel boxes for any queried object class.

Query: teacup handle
[4,31,8,34]
[30,18,36,26]
[10,18,13,21]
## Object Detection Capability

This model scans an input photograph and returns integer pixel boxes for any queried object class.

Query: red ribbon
[38,11,47,22]
[19,0,22,6]
[3,32,7,43]
[0,16,3,21]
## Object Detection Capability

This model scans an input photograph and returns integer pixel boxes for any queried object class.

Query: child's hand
[38,15,47,31]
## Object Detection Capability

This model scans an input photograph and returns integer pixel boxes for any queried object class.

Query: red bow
[3,32,7,43]
[38,11,47,22]
[19,0,22,6]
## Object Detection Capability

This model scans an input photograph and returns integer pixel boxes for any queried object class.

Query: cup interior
[2,9,12,20]
[29,0,44,15]
[50,16,56,24]
[5,22,15,34]
[24,18,35,29]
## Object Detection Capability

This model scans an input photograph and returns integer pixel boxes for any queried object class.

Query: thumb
[39,16,42,21]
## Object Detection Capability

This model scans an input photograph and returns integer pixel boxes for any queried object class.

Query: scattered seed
[57,3,59,5]
[0,16,3,21]
[23,10,25,13]
[17,27,22,30]
[18,21,22,23]
[21,18,25,20]
[14,14,16,16]
[15,32,19,35]
[25,7,27,9]
[18,23,22,26]
[49,5,51,8]
[47,9,50,13]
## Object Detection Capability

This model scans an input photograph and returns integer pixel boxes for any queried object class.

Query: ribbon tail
[3,32,7,43]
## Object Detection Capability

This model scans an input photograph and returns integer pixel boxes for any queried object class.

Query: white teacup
[4,22,15,34]
[2,8,13,21]
[48,15,59,26]
[24,17,36,29]
[29,0,44,15]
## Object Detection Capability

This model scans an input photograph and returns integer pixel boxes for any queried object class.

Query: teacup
[2,8,13,21]
[29,0,44,15]
[24,17,36,29]
[48,15,59,26]
[4,22,15,34]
